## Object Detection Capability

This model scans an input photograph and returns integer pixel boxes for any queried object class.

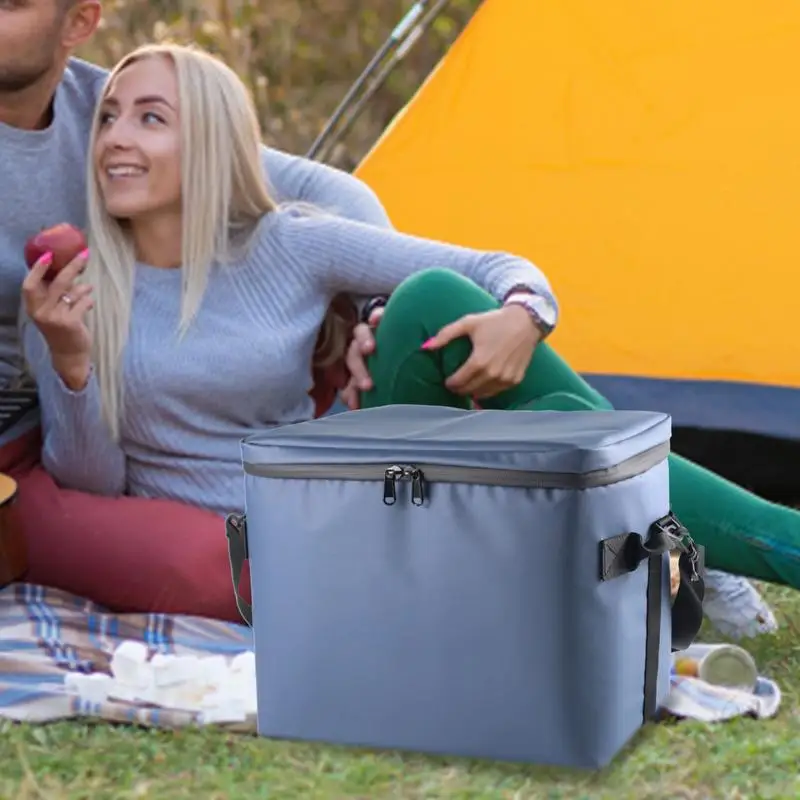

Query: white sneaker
[702,569,778,639]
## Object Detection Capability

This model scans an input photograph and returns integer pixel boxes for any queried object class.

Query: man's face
[0,0,68,93]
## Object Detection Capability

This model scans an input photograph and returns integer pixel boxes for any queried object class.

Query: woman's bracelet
[360,295,390,324]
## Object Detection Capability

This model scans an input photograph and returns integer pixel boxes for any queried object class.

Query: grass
[1,585,799,800]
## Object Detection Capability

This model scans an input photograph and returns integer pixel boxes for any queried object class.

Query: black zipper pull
[383,466,401,505]
[410,468,425,506]
[383,464,426,506]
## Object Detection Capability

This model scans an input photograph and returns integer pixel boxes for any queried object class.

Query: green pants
[361,269,800,589]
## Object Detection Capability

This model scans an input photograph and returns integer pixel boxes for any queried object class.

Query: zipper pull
[383,466,401,506]
[383,465,425,507]
[410,468,425,506]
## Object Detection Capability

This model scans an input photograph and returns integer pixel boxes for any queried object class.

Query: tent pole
[306,1,432,161]
[312,0,453,165]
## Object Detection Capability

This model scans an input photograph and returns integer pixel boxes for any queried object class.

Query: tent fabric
[355,0,800,440]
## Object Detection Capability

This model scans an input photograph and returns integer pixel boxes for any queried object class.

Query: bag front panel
[243,457,671,768]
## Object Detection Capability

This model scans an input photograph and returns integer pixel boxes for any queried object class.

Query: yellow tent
[355,0,800,442]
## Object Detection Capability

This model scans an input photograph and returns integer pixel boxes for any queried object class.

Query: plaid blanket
[0,582,781,731]
[0,583,253,729]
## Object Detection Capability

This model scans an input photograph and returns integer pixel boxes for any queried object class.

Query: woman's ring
[59,294,74,306]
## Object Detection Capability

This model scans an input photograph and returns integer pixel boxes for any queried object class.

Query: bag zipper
[245,440,669,506]
[383,464,425,506]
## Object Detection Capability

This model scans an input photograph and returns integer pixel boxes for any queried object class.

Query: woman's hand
[341,305,385,411]
[22,249,94,391]
[424,305,542,399]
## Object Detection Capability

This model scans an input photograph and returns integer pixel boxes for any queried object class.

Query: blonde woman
[20,42,555,510]
[21,44,796,633]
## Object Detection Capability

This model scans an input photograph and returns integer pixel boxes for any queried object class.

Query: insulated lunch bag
[226,404,704,769]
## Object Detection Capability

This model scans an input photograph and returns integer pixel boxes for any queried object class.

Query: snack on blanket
[673,655,699,677]
[672,644,758,692]
[63,640,258,723]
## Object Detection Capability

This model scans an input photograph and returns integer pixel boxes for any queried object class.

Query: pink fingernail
[421,338,435,350]
[79,248,90,260]
[40,252,53,266]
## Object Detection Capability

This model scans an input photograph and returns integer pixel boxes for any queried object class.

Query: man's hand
[340,306,384,410]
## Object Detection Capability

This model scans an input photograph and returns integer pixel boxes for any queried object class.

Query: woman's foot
[702,569,778,639]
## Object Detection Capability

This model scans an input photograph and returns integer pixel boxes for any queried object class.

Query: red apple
[24,223,87,282]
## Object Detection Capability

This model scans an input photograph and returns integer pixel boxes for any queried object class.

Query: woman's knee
[384,268,494,321]
[519,391,605,412]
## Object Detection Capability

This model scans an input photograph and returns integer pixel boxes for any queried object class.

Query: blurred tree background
[77,0,480,171]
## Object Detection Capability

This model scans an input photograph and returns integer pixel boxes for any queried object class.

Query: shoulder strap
[600,511,705,719]
[225,513,253,627]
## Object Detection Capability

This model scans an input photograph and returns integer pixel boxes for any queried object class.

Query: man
[0,0,387,620]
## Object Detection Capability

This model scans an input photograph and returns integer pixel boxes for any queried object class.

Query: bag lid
[241,405,671,476]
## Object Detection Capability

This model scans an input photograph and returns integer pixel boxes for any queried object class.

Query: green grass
[2,585,799,800]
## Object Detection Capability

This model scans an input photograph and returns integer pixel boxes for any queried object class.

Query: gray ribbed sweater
[25,209,557,516]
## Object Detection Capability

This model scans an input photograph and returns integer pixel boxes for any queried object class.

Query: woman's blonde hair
[84,42,349,439]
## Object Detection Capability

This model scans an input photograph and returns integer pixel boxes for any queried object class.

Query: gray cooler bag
[226,404,703,769]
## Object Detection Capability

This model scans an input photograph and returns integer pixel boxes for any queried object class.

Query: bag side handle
[600,511,705,652]
[225,513,253,627]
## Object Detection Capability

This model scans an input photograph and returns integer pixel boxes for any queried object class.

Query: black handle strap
[601,511,703,586]
[225,513,253,627]
[670,547,705,652]
[600,513,705,648]
[600,511,705,720]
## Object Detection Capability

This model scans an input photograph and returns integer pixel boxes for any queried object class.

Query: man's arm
[260,146,392,228]
[260,146,392,319]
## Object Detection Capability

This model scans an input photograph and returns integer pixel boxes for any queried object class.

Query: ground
[1,584,798,800]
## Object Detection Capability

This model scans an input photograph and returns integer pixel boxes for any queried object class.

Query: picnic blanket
[0,583,781,730]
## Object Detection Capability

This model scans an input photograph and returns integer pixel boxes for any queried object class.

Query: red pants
[1,428,249,623]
